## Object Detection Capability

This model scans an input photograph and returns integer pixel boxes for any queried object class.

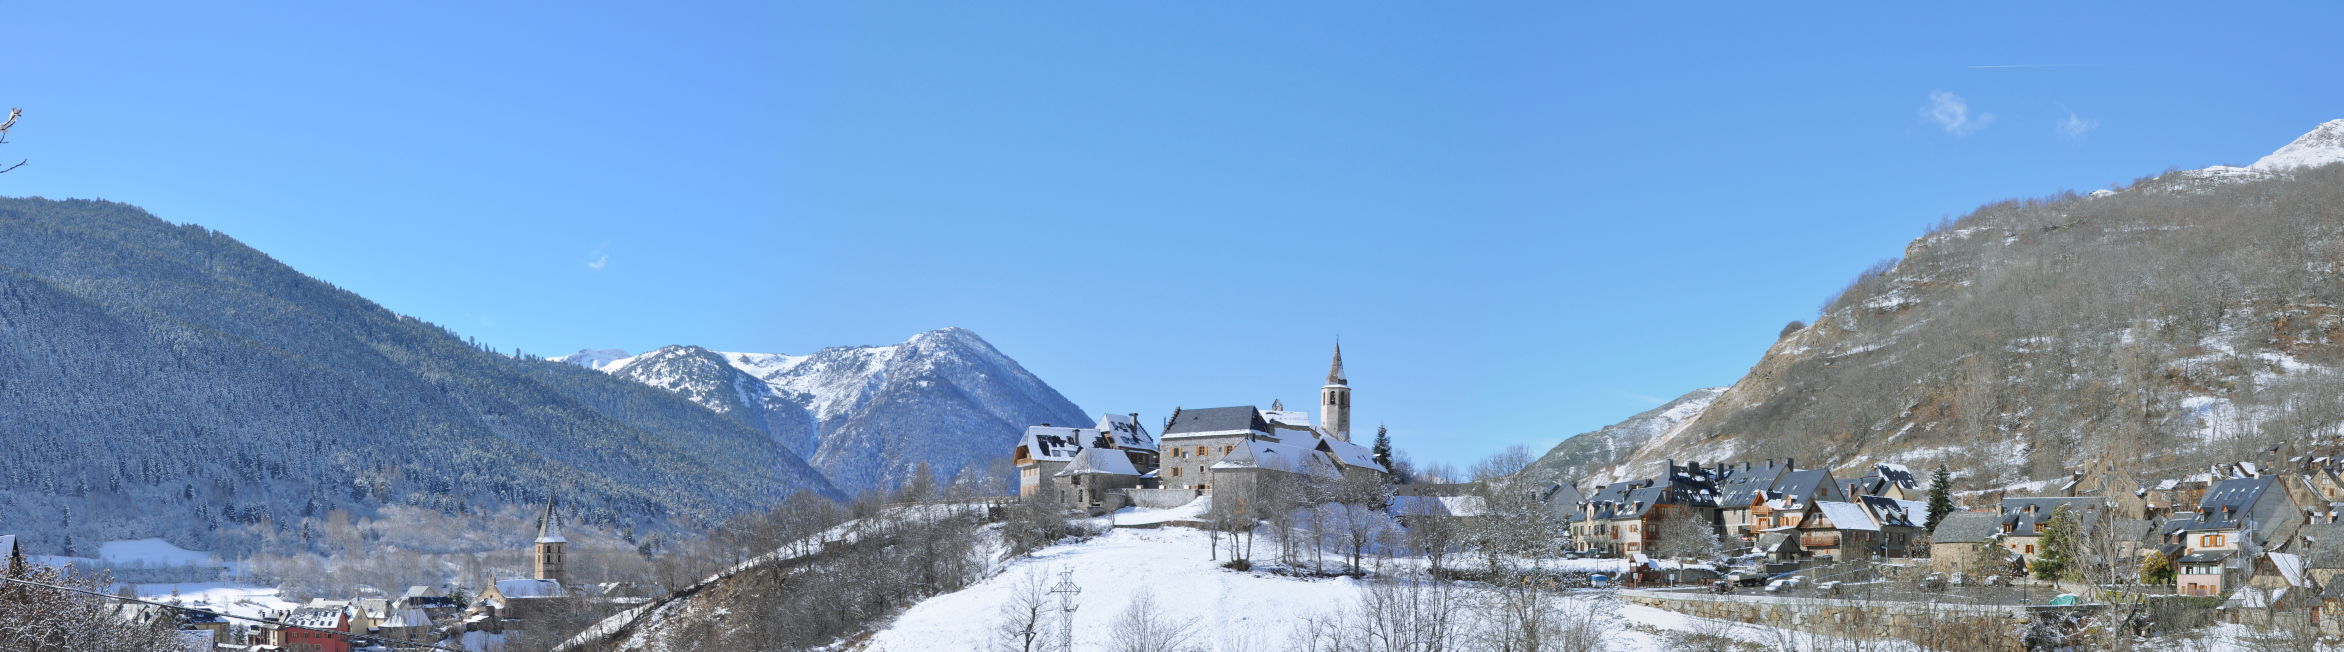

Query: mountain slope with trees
[0,197,837,557]
[1605,120,2344,488]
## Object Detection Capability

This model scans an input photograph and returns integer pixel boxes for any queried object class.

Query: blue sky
[10,3,2344,471]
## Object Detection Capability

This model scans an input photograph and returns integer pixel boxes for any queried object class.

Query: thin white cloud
[586,254,609,271]
[1966,63,2088,69]
[1921,90,1994,136]
[1626,393,1668,407]
[2055,104,2099,139]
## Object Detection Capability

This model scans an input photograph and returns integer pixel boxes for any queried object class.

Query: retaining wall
[1619,589,2093,651]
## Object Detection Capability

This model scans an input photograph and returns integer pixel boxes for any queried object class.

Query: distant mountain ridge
[556,328,1090,492]
[0,197,836,557]
[1524,388,1725,486]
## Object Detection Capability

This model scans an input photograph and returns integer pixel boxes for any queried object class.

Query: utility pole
[1047,568,1081,651]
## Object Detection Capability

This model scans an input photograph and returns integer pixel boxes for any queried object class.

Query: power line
[0,574,471,651]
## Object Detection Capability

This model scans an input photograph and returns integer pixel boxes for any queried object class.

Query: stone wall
[1618,589,2091,651]
[1124,488,1204,510]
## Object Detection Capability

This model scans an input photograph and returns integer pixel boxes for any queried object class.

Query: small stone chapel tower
[1320,343,1352,441]
[534,498,567,586]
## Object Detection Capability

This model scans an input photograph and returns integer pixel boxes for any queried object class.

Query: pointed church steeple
[533,498,567,586]
[1320,342,1352,441]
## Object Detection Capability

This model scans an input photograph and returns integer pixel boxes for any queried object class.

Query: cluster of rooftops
[1015,404,1388,484]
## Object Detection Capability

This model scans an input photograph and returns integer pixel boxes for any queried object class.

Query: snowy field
[857,525,1804,651]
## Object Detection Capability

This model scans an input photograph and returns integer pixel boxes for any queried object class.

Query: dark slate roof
[1870,463,1920,489]
[2188,476,2276,531]
[1929,511,2002,543]
[1998,497,2101,537]
[1843,477,1886,497]
[1715,462,1789,507]
[2177,549,2236,564]
[1396,483,1480,498]
[1537,482,1584,506]
[1859,495,1918,528]
[1770,470,1836,506]
[1581,465,1721,521]
[2108,518,2162,544]
[1161,406,1269,437]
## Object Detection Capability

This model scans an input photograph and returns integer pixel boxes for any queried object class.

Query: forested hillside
[1602,121,2344,488]
[0,197,837,557]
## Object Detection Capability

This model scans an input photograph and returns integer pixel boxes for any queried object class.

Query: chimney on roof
[1041,423,1050,427]
[1664,458,1676,475]
[1786,458,1796,470]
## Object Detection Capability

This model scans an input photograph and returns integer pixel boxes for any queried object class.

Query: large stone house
[1569,460,1722,556]
[1014,413,1160,499]
[1929,511,2005,573]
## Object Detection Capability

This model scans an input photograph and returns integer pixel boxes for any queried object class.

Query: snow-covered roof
[284,607,345,629]
[1211,439,1338,478]
[1314,436,1387,472]
[495,578,567,599]
[1094,413,1157,452]
[2270,552,2311,588]
[1261,410,1313,430]
[375,605,435,628]
[1020,425,1092,462]
[1055,447,1140,477]
[1814,501,1880,531]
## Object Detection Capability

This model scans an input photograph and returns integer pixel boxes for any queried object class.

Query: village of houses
[1004,348,2344,646]
[20,347,2344,650]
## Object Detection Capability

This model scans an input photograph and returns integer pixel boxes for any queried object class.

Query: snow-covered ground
[857,524,1794,651]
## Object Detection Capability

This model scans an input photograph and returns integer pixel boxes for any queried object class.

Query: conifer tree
[1926,464,1955,534]
[2033,505,2079,581]
[1371,424,1393,471]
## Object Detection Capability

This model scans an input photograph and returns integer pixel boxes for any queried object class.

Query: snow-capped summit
[2250,118,2344,171]
[570,328,1089,492]
[553,348,631,370]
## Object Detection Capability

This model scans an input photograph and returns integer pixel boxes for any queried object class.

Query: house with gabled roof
[1568,459,1722,557]
[1929,511,2006,573]
[1016,412,1161,499]
[1713,458,1795,547]
[1794,501,1880,561]
[1057,446,1144,512]
[2170,476,2300,597]
[1995,496,2102,573]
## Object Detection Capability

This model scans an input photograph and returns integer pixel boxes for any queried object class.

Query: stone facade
[1159,434,1249,492]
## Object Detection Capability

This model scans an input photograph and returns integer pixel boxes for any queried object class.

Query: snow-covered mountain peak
[2251,118,2344,171]
[567,328,1088,491]
[553,348,630,370]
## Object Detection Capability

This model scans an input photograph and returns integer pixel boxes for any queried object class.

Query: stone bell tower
[534,498,567,586]
[1320,343,1352,441]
